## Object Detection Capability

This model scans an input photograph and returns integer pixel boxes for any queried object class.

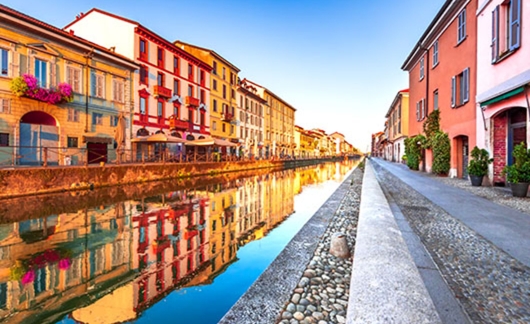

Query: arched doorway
[492,107,527,185]
[19,111,58,165]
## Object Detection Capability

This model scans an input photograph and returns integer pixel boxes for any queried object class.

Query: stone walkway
[277,168,362,324]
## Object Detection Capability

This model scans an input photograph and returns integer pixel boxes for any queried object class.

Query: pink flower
[58,258,71,270]
[21,270,35,285]
[58,83,72,97]
[22,74,38,90]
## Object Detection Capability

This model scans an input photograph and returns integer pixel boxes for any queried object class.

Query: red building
[402,0,478,177]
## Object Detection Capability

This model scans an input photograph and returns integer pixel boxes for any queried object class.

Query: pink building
[65,9,212,143]
[476,0,527,185]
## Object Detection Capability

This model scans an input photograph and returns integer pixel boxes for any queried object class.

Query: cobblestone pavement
[277,167,363,324]
[371,162,530,324]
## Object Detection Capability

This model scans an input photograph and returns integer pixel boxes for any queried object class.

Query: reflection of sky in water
[133,171,350,324]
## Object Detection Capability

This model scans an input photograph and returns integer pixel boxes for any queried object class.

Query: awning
[186,138,215,146]
[131,134,186,143]
[480,86,525,107]
[213,138,237,147]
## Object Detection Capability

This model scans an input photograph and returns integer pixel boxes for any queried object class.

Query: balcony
[186,96,200,107]
[221,112,234,122]
[169,115,189,130]
[154,85,172,98]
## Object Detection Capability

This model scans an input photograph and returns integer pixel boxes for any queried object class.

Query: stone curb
[345,159,442,324]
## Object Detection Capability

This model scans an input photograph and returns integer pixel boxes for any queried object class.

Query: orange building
[402,0,477,177]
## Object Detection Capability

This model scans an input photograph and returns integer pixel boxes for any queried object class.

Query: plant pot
[469,175,483,186]
[510,182,530,197]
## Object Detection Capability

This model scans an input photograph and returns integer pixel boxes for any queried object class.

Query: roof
[64,8,210,70]
[175,40,240,73]
[0,4,138,68]
[401,0,452,71]
[385,89,409,117]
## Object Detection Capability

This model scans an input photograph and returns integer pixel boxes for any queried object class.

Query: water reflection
[0,160,357,323]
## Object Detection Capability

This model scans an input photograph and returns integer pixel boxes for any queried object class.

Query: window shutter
[492,6,499,62]
[416,102,420,121]
[90,70,96,96]
[423,99,427,119]
[509,0,521,50]
[19,54,27,75]
[451,76,456,108]
[463,68,470,103]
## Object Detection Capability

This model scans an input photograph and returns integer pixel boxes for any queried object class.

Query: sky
[3,0,445,152]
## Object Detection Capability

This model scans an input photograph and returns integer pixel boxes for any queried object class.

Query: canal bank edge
[219,162,358,324]
[345,159,441,324]
[0,157,346,199]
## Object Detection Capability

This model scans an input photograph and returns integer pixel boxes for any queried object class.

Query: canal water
[0,160,358,324]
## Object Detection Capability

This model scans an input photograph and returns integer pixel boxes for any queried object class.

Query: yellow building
[0,5,138,166]
[174,41,240,145]
[385,89,409,162]
[242,79,296,158]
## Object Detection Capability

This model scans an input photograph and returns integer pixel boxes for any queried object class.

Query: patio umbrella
[213,138,237,147]
[114,114,126,149]
[186,138,215,146]
[146,133,187,143]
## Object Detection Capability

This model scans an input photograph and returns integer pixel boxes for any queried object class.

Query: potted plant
[502,142,530,197]
[468,146,493,186]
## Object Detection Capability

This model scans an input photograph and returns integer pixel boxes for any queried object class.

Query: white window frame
[457,9,466,43]
[95,74,105,98]
[432,40,439,67]
[67,108,79,122]
[66,65,81,93]
[0,48,9,77]
[35,58,48,87]
[419,57,424,80]
[112,78,124,103]
[0,98,11,114]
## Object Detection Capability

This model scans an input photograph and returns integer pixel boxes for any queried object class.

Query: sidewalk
[371,158,530,268]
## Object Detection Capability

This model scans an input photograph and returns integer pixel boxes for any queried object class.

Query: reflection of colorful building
[130,189,210,313]
[0,203,133,323]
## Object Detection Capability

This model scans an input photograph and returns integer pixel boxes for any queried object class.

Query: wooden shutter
[463,68,470,103]
[19,53,27,75]
[492,6,500,62]
[509,0,521,50]
[451,76,456,108]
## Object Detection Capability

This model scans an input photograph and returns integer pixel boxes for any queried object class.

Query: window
[432,40,439,67]
[230,72,234,85]
[451,68,470,107]
[67,136,78,148]
[92,112,103,125]
[457,9,466,43]
[213,99,217,112]
[416,99,426,121]
[139,39,148,60]
[173,79,180,95]
[223,85,226,99]
[110,115,119,126]
[157,47,164,68]
[112,79,124,102]
[35,58,47,87]
[433,90,439,110]
[231,89,235,99]
[140,97,147,115]
[67,108,79,122]
[222,123,226,132]
[492,0,521,62]
[157,72,164,87]
[174,56,179,74]
[199,70,205,85]
[212,120,217,131]
[0,133,8,146]
[0,99,10,114]
[66,66,81,93]
[213,79,217,90]
[91,72,105,98]
[157,100,164,117]
[230,125,234,135]
[0,48,8,77]
[188,85,194,97]
[188,63,193,80]
[200,89,205,103]
[222,67,226,80]
[140,65,148,85]
[419,57,424,80]
[173,104,179,117]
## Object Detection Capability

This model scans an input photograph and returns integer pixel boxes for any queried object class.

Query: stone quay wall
[0,157,343,199]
